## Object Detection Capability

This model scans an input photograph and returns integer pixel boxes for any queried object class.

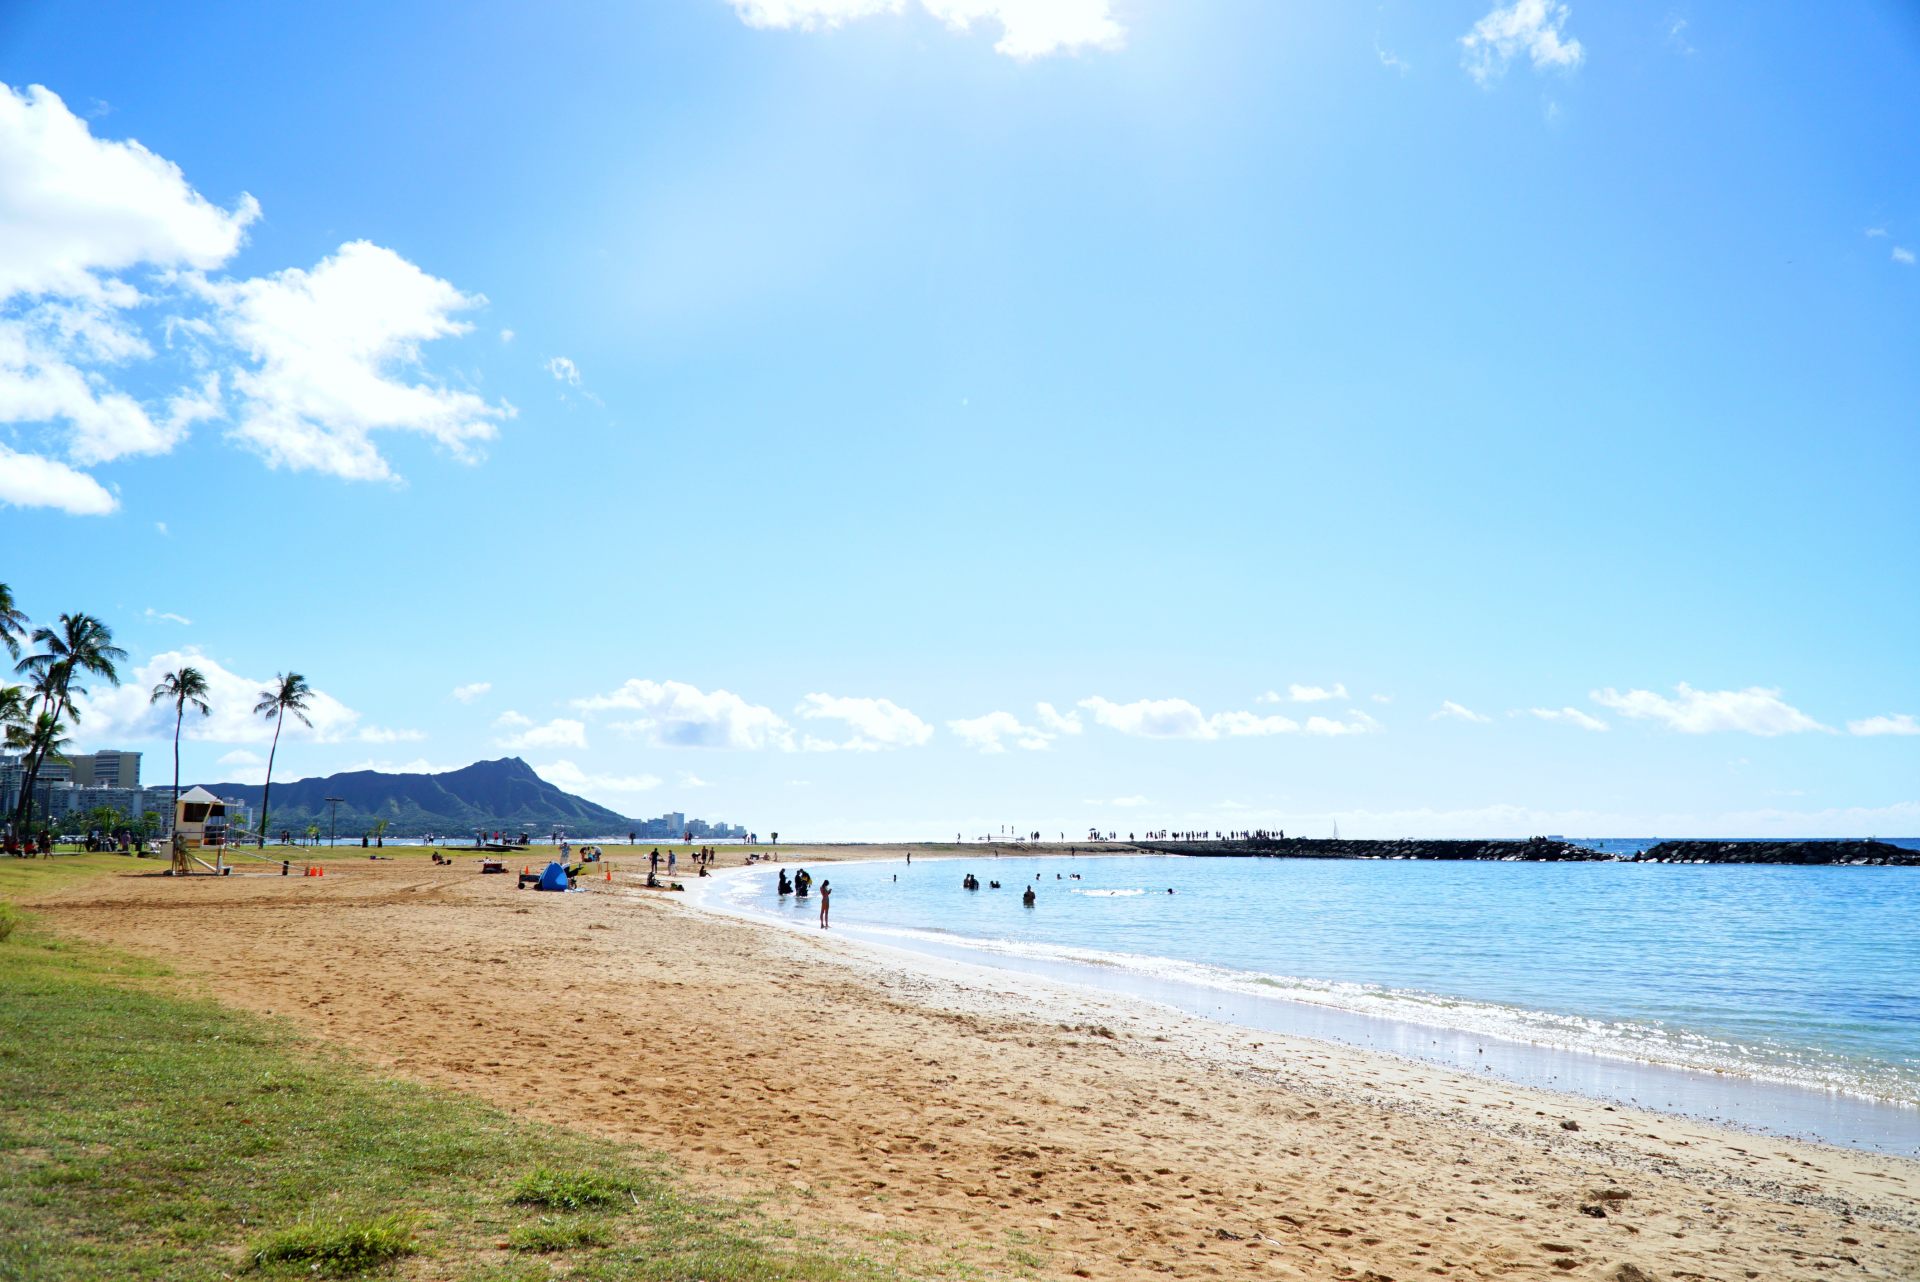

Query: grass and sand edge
[0,853,904,1281]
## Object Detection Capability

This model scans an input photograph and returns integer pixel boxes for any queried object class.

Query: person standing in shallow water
[819,880,831,928]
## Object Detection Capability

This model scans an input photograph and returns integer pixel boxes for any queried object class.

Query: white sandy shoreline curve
[680,855,1920,1157]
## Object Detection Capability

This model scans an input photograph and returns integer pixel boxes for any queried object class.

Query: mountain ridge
[197,757,639,835]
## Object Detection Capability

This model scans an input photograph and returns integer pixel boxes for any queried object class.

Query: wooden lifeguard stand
[170,786,230,876]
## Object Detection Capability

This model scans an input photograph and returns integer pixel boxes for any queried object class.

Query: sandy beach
[32,845,1920,1281]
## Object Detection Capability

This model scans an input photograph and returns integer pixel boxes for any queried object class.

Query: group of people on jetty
[777,866,831,928]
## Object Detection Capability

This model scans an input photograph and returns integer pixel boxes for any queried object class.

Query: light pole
[325,796,344,847]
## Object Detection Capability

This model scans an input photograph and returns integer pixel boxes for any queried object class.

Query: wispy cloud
[143,607,191,626]
[451,681,492,703]
[545,355,581,385]
[1461,0,1584,85]
[1529,706,1608,731]
[1848,713,1919,737]
[1258,683,1349,704]
[1431,700,1492,724]
[494,711,589,751]
[1591,684,1828,736]
[1894,247,1916,266]
[728,0,1124,60]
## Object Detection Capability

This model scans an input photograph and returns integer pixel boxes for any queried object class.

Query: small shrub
[0,901,20,944]
[509,1167,631,1212]
[249,1214,418,1276]
[508,1216,613,1253]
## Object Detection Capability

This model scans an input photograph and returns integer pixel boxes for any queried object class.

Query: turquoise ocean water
[716,851,1920,1152]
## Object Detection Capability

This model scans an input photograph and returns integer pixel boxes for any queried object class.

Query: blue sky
[2,1,1915,838]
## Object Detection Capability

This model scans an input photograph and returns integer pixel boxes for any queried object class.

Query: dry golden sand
[33,845,1920,1281]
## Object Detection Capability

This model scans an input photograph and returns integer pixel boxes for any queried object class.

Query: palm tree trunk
[259,708,283,848]
[13,686,71,832]
[172,700,183,840]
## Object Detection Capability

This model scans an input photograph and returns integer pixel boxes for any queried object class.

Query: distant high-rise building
[70,750,142,790]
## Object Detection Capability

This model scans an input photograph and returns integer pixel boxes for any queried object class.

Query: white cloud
[0,440,117,514]
[1284,683,1349,703]
[949,709,1051,753]
[1375,40,1410,74]
[1591,683,1829,736]
[1529,706,1609,732]
[796,692,932,751]
[729,0,1123,59]
[532,758,662,798]
[154,520,168,535]
[493,711,587,751]
[680,771,712,788]
[574,678,794,750]
[1078,696,1304,740]
[144,607,191,625]
[1432,700,1492,724]
[0,84,505,511]
[1894,247,1916,266]
[1035,702,1081,735]
[1370,693,1393,704]
[342,757,463,776]
[950,701,1081,753]
[1460,0,1584,84]
[499,328,515,343]
[74,648,361,745]
[1848,713,1920,737]
[1305,711,1380,736]
[0,82,257,304]
[1083,795,1149,808]
[450,681,492,703]
[1866,227,1888,238]
[208,240,510,482]
[545,355,580,385]
[356,725,426,743]
[213,749,267,784]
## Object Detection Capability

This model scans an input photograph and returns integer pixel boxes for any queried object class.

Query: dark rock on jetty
[1134,837,1607,861]
[1634,839,1920,866]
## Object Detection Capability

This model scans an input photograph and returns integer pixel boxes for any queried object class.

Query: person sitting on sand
[1022,885,1036,907]
[819,880,831,928]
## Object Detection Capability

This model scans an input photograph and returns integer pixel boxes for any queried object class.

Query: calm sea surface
[717,852,1920,1121]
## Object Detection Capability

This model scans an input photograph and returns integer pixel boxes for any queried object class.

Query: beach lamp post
[325,796,344,847]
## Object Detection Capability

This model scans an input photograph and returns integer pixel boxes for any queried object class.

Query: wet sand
[32,845,1920,1280]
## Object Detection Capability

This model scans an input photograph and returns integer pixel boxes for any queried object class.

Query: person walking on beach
[649,848,660,876]
[819,880,831,928]
[668,849,676,876]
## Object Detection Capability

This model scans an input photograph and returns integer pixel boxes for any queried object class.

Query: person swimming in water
[1022,885,1036,907]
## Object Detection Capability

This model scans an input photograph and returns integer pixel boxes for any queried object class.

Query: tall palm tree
[12,613,125,830]
[252,672,312,847]
[149,666,212,837]
[0,583,26,661]
[14,710,73,837]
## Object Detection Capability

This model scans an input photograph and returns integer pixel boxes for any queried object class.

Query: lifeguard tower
[169,786,231,875]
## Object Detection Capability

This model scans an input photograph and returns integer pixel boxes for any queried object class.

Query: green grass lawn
[0,887,899,1281]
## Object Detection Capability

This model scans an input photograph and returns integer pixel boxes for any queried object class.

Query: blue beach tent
[536,861,571,892]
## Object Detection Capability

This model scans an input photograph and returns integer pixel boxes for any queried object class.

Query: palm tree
[12,613,125,830]
[15,710,72,839]
[0,583,26,661]
[149,666,212,838]
[372,817,389,848]
[252,672,312,847]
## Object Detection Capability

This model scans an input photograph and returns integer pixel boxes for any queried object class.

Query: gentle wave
[832,919,1920,1108]
[1072,887,1146,897]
